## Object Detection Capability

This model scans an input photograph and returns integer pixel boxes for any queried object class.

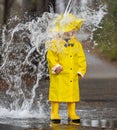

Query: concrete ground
[0,51,117,130]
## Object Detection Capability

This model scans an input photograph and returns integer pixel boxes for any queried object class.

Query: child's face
[63,30,77,38]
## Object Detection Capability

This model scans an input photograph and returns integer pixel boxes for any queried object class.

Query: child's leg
[50,102,60,119]
[67,102,80,119]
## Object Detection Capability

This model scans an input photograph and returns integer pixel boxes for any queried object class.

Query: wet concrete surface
[0,52,117,130]
[0,78,117,130]
[85,51,117,79]
[0,122,117,130]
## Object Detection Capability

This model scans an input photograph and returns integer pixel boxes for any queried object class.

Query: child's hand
[55,66,63,74]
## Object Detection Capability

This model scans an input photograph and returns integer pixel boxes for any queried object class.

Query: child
[46,14,86,125]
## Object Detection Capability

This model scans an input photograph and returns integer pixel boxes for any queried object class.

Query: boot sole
[68,118,80,125]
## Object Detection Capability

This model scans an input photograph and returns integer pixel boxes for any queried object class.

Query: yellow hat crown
[55,13,83,33]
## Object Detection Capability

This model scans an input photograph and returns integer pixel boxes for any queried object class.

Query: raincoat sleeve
[46,41,62,74]
[77,42,87,77]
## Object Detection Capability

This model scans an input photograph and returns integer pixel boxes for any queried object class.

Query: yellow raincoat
[47,37,86,102]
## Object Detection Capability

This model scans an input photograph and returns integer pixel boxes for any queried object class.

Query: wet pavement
[0,121,117,130]
[0,51,117,130]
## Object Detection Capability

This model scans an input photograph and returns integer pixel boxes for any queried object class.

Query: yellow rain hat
[54,13,84,33]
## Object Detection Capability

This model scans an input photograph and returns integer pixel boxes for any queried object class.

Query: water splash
[0,12,56,118]
[56,0,107,43]
[77,3,107,41]
[0,0,107,119]
[64,0,73,15]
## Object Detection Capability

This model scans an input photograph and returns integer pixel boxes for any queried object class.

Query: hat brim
[50,14,84,33]
[55,19,83,33]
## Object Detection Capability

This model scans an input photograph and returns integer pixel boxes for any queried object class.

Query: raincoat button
[70,55,72,57]
[70,80,72,82]
[70,68,72,70]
